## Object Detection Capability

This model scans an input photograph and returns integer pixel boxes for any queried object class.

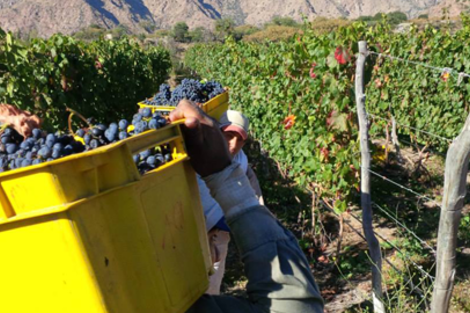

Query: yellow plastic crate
[0,124,211,313]
[201,92,229,121]
[138,91,229,121]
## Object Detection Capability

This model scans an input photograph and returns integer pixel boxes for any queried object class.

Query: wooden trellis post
[355,41,386,313]
[431,113,470,313]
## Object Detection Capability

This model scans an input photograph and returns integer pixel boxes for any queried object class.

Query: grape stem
[66,107,91,135]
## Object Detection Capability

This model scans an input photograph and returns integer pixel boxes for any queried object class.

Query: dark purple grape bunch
[0,106,172,174]
[170,79,205,106]
[78,109,166,150]
[75,108,171,174]
[142,79,225,107]
[128,109,173,174]
[131,108,168,135]
[143,84,171,106]
[204,80,225,99]
[0,126,84,172]
[133,144,173,174]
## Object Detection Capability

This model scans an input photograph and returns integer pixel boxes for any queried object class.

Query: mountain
[0,0,463,37]
[428,0,468,18]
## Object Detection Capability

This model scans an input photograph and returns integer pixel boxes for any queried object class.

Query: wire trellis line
[347,211,436,281]
[318,198,435,282]
[368,113,453,143]
[392,136,448,157]
[254,131,438,297]
[324,202,431,303]
[372,202,436,254]
[368,50,470,85]
[366,168,441,207]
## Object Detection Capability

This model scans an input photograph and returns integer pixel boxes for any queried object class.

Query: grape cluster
[147,84,172,106]
[142,79,225,107]
[83,109,167,149]
[0,128,85,171]
[0,109,171,174]
[133,144,173,174]
[204,80,226,100]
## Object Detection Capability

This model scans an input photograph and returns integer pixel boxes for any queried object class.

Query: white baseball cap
[219,110,249,140]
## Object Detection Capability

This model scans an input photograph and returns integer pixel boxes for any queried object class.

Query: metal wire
[331,206,430,299]
[368,113,453,143]
[253,134,438,289]
[347,211,436,281]
[395,136,448,157]
[367,123,449,158]
[368,51,470,82]
[317,198,435,284]
[366,168,441,207]
[372,202,436,254]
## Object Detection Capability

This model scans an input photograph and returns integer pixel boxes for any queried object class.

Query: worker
[170,100,324,313]
[200,110,264,295]
[219,110,264,204]
[0,104,41,137]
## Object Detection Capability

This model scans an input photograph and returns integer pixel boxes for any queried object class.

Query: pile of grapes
[0,108,170,174]
[142,79,225,107]
[0,78,225,174]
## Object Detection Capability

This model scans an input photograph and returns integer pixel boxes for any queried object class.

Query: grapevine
[0,30,171,130]
[185,18,470,209]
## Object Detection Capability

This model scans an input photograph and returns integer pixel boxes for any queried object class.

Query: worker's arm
[246,166,264,206]
[0,104,41,137]
[197,175,224,232]
[170,101,323,313]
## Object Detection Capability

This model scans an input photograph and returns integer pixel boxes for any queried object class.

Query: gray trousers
[187,206,324,313]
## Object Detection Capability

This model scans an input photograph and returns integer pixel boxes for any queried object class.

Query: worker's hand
[169,100,231,177]
[0,104,41,138]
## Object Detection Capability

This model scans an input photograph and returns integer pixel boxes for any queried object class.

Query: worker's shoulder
[233,150,248,172]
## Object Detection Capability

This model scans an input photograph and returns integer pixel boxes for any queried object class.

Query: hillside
[0,0,465,37]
